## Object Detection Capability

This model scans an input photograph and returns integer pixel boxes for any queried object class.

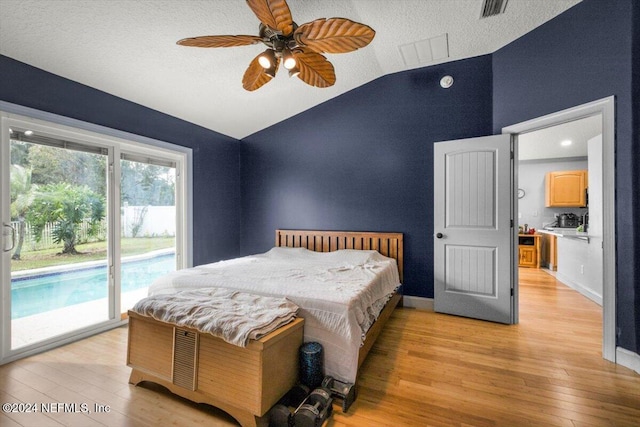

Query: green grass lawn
[10,237,175,271]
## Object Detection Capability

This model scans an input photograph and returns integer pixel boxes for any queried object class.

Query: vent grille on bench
[173,328,197,390]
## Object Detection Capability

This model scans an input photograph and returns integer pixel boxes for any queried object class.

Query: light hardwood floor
[1,268,639,426]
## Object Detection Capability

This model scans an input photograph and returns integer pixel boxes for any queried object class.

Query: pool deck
[10,249,173,350]
[12,288,148,349]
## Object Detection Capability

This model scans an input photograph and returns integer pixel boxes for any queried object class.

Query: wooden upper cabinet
[545,170,588,207]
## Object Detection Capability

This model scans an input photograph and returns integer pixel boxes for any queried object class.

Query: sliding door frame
[0,101,192,364]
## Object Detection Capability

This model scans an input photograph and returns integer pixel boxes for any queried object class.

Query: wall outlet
[580,265,584,274]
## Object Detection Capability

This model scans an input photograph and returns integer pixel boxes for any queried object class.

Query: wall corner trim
[616,347,640,375]
[402,296,434,311]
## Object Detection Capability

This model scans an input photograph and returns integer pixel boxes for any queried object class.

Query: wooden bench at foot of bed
[127,311,304,427]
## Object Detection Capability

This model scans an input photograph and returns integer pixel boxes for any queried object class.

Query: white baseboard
[616,347,640,375]
[402,296,434,311]
[555,272,603,306]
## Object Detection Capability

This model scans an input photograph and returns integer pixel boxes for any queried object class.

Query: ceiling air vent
[480,0,509,18]
[398,33,449,68]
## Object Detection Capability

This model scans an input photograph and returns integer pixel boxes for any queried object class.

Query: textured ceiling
[519,115,601,161]
[0,0,581,139]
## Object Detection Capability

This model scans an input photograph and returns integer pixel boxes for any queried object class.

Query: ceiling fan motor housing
[260,23,299,49]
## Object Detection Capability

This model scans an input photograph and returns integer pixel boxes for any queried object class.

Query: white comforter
[148,247,401,382]
[132,288,299,347]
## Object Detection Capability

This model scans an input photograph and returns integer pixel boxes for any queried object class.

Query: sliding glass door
[1,111,189,363]
[119,154,177,315]
[7,128,110,350]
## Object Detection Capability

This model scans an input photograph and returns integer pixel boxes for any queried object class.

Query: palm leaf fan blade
[242,54,279,91]
[294,51,336,88]
[246,0,294,36]
[177,35,262,48]
[294,18,375,54]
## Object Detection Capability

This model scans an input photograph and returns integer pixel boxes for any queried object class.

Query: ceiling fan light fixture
[288,65,300,78]
[264,63,277,78]
[283,49,296,70]
[258,49,276,69]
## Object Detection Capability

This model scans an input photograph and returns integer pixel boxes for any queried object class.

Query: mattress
[148,247,401,382]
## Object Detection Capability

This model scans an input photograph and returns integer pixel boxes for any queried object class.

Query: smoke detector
[440,76,454,89]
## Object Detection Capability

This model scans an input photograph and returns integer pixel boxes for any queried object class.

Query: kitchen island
[537,228,602,305]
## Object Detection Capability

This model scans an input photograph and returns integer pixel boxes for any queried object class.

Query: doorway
[517,115,602,303]
[504,96,616,362]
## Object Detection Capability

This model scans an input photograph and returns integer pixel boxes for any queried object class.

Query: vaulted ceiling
[0,0,581,139]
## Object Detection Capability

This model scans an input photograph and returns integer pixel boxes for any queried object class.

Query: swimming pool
[11,253,175,319]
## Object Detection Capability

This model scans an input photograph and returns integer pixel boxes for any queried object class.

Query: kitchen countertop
[538,228,590,242]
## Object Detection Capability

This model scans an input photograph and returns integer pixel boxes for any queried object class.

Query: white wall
[518,158,588,230]
[556,237,601,305]
[554,134,603,305]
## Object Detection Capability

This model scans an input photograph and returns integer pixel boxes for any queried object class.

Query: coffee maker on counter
[558,213,580,228]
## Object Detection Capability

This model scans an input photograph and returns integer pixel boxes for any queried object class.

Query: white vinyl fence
[11,206,175,251]
[121,206,175,238]
[10,219,107,251]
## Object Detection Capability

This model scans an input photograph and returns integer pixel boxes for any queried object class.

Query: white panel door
[433,134,516,324]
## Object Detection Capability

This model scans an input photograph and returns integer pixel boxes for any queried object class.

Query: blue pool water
[11,253,175,319]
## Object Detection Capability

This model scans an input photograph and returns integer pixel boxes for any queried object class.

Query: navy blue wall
[627,1,640,354]
[0,55,242,265]
[634,0,640,355]
[240,55,494,298]
[492,0,639,353]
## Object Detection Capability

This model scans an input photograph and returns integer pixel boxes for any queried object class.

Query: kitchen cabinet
[518,234,541,268]
[545,170,588,207]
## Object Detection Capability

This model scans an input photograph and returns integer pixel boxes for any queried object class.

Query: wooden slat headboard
[275,229,403,283]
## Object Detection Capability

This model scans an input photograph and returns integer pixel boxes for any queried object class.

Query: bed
[271,229,404,377]
[127,229,403,426]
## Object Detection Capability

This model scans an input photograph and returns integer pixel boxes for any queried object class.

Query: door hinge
[510,150,514,160]
[510,219,514,228]
[511,288,514,296]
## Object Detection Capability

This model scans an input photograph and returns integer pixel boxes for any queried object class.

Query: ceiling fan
[177,0,375,91]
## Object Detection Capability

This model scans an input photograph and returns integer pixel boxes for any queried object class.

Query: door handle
[436,233,444,239]
[3,223,16,252]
